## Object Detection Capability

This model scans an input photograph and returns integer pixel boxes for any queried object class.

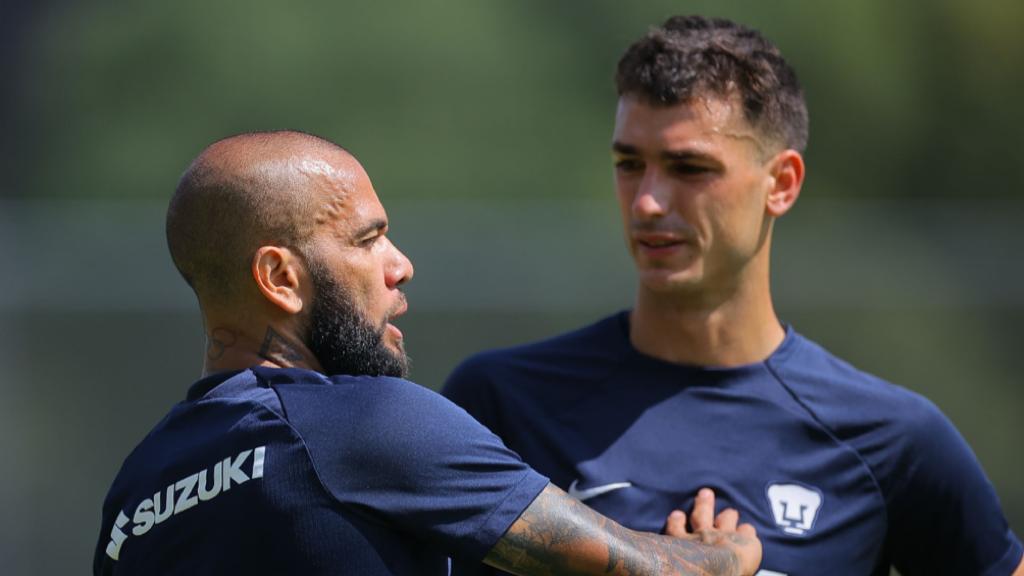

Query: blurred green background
[2,1,1022,573]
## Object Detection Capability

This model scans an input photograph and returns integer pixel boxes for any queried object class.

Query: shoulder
[269,370,460,431]
[265,371,543,502]
[236,369,548,559]
[768,330,942,431]
[768,338,1024,574]
[768,331,966,490]
[444,311,629,393]
[100,370,294,526]
[267,370,497,458]
[442,312,630,427]
[116,370,287,472]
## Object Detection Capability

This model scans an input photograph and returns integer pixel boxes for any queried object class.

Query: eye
[670,162,713,176]
[359,233,381,247]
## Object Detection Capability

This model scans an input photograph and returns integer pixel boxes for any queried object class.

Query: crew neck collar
[612,309,798,374]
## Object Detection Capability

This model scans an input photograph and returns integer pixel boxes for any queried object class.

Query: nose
[386,242,414,289]
[632,170,670,220]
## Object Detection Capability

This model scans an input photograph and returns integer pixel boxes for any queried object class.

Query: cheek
[615,185,635,227]
[614,177,632,206]
[357,260,392,317]
[705,185,766,253]
[337,261,379,307]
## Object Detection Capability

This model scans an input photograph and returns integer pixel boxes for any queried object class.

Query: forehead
[300,153,387,233]
[613,95,761,154]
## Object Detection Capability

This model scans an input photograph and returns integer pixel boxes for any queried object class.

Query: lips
[389,297,408,321]
[385,296,408,340]
[633,232,689,257]
[386,322,404,341]
[638,237,684,248]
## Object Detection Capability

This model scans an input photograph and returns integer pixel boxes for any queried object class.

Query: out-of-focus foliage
[10,0,1024,203]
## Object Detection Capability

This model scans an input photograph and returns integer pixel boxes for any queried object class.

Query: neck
[202,323,323,376]
[629,259,784,367]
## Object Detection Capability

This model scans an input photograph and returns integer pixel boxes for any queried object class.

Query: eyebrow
[611,142,639,156]
[611,141,718,163]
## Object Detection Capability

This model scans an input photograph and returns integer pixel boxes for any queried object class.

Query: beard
[306,263,409,378]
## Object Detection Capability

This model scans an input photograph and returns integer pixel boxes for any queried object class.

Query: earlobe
[252,246,305,315]
[766,150,805,218]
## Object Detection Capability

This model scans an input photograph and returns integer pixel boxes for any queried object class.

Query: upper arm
[276,380,549,562]
[884,400,1023,575]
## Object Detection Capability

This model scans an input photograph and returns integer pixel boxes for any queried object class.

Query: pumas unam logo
[765,482,823,536]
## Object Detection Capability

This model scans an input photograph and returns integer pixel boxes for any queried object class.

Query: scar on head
[698,96,771,159]
[289,157,356,226]
[314,193,349,225]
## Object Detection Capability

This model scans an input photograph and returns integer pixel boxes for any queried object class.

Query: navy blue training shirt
[94,366,549,575]
[444,311,1023,576]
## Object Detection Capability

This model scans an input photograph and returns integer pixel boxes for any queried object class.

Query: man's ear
[765,149,805,218]
[251,246,306,315]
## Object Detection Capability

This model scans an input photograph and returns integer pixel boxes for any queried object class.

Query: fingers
[715,507,739,531]
[689,487,716,532]
[664,509,688,537]
[678,488,748,535]
[681,489,762,574]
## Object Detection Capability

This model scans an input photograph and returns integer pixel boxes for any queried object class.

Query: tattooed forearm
[206,327,238,360]
[484,485,742,576]
[258,326,306,365]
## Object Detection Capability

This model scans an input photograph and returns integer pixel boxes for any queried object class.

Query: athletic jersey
[94,366,548,575]
[444,311,1023,576]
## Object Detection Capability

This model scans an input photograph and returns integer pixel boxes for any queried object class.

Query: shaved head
[167,130,357,304]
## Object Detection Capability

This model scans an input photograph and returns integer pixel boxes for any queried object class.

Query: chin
[637,268,703,293]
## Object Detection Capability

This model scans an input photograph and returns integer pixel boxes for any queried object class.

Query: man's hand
[484,483,762,575]
[664,488,761,576]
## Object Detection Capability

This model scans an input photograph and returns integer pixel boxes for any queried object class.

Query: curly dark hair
[616,15,809,152]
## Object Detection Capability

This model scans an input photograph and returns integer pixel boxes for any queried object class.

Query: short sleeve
[273,377,549,563]
[882,397,1023,576]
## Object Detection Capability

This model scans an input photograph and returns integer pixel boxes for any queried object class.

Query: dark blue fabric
[443,311,1023,576]
[94,367,548,575]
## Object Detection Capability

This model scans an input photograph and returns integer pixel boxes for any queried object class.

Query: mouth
[384,297,408,340]
[634,233,690,256]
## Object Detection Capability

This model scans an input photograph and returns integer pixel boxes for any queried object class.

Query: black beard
[306,264,409,378]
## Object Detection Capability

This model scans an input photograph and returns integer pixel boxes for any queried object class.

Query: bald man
[93,131,761,576]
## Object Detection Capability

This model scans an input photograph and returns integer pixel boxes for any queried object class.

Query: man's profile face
[301,155,413,376]
[611,95,777,294]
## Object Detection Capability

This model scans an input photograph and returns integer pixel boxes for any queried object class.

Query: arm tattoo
[484,485,740,576]
[258,327,305,365]
[206,327,237,360]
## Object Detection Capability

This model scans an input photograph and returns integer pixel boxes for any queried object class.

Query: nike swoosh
[567,480,632,502]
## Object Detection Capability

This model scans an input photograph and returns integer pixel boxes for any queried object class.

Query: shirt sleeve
[274,376,549,564]
[879,396,1023,576]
